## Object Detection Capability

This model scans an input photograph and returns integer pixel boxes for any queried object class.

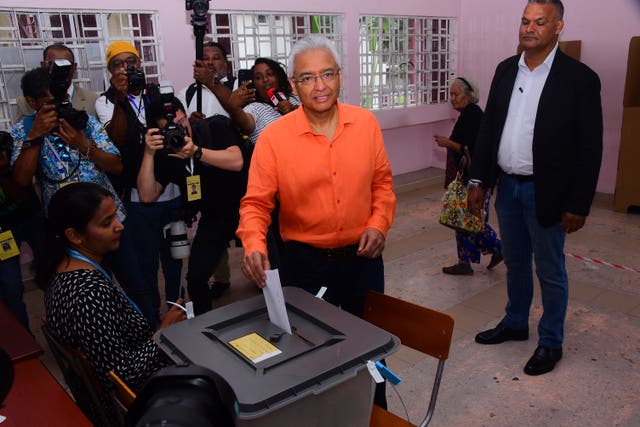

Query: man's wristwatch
[22,137,44,150]
[193,146,203,161]
[467,179,483,190]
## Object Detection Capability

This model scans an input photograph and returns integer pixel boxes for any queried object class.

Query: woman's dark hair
[36,182,113,290]
[21,68,50,100]
[251,58,293,102]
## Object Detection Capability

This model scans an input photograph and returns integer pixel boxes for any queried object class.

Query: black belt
[500,169,534,182]
[319,244,359,258]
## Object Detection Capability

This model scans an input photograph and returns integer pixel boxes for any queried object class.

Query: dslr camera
[126,64,146,92]
[47,58,88,130]
[154,81,187,153]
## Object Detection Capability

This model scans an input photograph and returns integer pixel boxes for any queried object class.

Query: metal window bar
[0,8,161,130]
[360,15,456,111]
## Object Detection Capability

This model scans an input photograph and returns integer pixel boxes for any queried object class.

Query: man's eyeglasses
[110,57,139,69]
[292,69,340,86]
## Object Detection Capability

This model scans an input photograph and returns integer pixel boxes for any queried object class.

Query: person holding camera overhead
[177,40,239,300]
[136,96,245,315]
[95,41,184,328]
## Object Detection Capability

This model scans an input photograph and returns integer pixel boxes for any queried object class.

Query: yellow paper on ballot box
[229,332,282,364]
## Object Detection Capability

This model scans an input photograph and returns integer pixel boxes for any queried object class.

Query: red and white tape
[567,253,640,274]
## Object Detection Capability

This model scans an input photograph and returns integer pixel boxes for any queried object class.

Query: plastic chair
[108,370,136,411]
[41,323,112,427]
[362,291,455,427]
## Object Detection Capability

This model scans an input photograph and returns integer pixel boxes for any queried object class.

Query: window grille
[359,15,456,110]
[0,8,161,130]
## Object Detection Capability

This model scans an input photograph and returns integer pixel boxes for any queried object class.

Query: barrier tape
[567,253,640,274]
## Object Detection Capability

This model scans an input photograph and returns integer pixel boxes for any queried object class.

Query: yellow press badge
[186,175,202,201]
[0,230,20,261]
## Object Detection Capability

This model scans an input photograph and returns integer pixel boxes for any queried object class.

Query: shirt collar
[518,42,559,72]
[294,101,355,136]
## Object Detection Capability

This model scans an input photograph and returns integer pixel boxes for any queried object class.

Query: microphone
[267,87,287,107]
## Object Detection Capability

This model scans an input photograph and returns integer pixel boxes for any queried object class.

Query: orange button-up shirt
[237,102,396,254]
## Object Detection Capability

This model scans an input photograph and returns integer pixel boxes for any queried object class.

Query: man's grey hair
[527,0,564,20]
[287,35,341,77]
[452,76,480,104]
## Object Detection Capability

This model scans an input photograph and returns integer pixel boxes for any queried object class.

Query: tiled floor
[18,167,640,426]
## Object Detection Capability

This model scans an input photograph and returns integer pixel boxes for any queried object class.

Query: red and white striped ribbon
[566,253,640,274]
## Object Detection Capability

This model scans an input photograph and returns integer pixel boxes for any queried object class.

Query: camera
[126,64,146,92]
[154,81,187,153]
[185,0,210,17]
[47,59,88,131]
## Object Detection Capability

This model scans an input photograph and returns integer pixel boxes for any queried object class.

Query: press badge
[0,230,20,261]
[186,175,202,201]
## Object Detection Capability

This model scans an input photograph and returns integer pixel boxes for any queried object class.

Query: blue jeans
[495,173,568,348]
[0,209,44,331]
[125,198,184,316]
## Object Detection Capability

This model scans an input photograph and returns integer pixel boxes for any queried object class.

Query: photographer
[177,41,239,299]
[15,43,99,121]
[95,41,184,327]
[137,96,245,315]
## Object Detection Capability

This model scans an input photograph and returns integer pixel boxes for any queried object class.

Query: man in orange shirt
[237,34,396,317]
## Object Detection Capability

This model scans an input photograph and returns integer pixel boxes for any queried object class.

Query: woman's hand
[434,134,449,148]
[157,298,187,331]
[276,99,297,115]
[229,82,256,110]
[144,128,164,156]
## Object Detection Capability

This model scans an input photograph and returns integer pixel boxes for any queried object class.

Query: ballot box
[156,287,400,427]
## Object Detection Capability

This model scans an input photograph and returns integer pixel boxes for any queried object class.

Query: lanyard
[127,93,145,117]
[185,157,194,176]
[66,248,143,317]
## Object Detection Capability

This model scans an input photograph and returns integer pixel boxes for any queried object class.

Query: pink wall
[459,0,640,194]
[3,0,635,192]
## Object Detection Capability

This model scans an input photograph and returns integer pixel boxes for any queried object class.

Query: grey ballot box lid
[156,287,400,419]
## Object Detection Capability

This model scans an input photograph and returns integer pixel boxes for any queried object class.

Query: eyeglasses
[292,69,340,86]
[110,57,139,69]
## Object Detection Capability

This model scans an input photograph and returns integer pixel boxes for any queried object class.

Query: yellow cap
[105,41,139,66]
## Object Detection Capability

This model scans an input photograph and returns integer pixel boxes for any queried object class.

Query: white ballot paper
[264,269,292,334]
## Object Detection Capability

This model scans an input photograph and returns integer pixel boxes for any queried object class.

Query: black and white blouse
[45,269,166,391]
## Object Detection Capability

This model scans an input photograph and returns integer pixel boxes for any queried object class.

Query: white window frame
[359,15,457,110]
[0,8,162,130]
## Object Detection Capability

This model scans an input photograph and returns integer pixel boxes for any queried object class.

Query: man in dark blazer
[468,0,603,376]
[15,43,99,121]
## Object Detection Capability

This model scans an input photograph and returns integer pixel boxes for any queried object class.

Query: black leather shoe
[442,262,473,275]
[487,251,503,270]
[524,346,562,375]
[475,322,529,345]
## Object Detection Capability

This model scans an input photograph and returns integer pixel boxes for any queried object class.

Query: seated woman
[39,182,185,392]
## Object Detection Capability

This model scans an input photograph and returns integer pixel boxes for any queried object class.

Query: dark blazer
[471,49,603,227]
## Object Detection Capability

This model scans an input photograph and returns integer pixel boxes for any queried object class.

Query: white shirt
[177,77,238,118]
[497,43,558,175]
[95,92,180,202]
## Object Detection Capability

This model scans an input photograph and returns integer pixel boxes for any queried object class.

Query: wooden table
[0,302,43,362]
[0,358,92,427]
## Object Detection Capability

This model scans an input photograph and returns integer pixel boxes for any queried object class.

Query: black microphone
[267,87,287,107]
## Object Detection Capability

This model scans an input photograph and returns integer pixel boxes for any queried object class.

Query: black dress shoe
[475,322,529,345]
[487,251,503,270]
[524,346,562,376]
[442,262,473,275]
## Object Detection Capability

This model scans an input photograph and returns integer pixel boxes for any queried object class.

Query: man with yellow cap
[95,41,184,328]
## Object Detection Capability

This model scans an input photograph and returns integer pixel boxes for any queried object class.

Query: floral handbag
[438,148,485,234]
